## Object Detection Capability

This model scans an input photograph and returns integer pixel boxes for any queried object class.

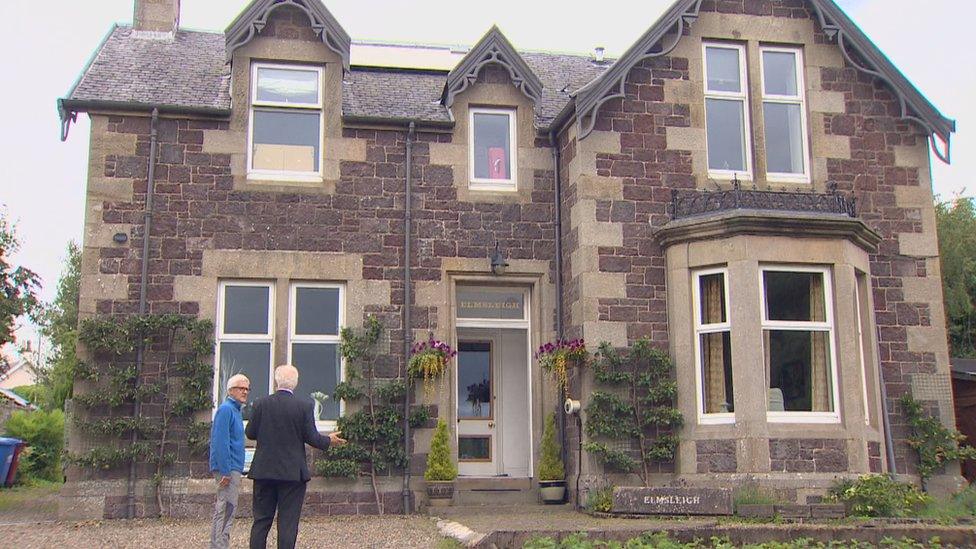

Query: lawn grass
[0,480,61,514]
[917,486,976,524]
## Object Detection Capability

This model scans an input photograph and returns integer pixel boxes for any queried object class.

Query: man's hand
[218,475,231,488]
[329,431,347,446]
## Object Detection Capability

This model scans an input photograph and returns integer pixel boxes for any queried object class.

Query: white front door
[454,285,532,478]
[456,338,497,476]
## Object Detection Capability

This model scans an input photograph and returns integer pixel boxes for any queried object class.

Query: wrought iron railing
[669,180,857,220]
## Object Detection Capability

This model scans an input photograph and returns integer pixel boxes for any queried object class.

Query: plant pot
[539,480,566,504]
[426,480,455,507]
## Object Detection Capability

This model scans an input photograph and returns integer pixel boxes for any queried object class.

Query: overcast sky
[0,0,972,356]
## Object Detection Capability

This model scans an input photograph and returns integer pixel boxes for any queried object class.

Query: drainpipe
[876,325,897,475]
[128,107,159,518]
[402,121,416,514]
[549,129,570,504]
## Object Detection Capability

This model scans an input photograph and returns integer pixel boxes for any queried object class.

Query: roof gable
[225,0,351,71]
[572,0,954,163]
[442,26,544,109]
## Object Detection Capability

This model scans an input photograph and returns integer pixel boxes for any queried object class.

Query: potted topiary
[537,412,566,503]
[424,419,457,506]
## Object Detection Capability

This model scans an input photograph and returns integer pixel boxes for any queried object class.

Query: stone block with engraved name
[613,487,733,515]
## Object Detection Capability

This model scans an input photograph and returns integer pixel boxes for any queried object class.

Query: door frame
[452,284,534,477]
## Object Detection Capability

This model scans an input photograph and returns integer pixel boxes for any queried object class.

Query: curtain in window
[702,276,727,413]
[810,275,830,411]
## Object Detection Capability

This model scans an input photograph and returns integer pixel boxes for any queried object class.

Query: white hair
[225,373,250,392]
[274,364,299,391]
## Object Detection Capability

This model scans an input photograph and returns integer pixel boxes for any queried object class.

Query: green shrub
[901,394,976,488]
[538,412,565,481]
[3,409,65,483]
[584,485,614,513]
[424,419,457,482]
[826,474,930,517]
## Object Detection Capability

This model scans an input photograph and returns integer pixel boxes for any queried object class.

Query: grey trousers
[210,471,241,549]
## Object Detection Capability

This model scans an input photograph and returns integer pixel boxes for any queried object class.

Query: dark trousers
[249,479,307,549]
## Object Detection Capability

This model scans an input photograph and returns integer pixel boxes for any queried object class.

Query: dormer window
[248,63,323,181]
[469,107,517,190]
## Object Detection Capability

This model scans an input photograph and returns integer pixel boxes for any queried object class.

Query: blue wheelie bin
[0,437,22,488]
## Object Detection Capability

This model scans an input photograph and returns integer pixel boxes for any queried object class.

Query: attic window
[248,63,323,181]
[469,108,517,190]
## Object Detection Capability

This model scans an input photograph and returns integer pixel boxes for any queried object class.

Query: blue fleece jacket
[209,397,245,475]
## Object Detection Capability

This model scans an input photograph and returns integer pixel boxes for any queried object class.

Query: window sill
[767,412,840,424]
[707,170,753,182]
[767,174,811,185]
[316,420,338,433]
[469,180,518,192]
[247,172,324,184]
[698,414,735,425]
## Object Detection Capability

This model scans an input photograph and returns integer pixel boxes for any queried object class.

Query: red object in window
[487,147,508,179]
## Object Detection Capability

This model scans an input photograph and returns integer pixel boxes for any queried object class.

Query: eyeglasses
[230,386,250,392]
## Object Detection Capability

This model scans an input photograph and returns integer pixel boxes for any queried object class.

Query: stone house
[57,0,959,518]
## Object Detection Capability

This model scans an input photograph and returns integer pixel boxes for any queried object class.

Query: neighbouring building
[0,360,36,391]
[57,0,961,518]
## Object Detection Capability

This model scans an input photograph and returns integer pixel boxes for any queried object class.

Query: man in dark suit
[246,364,346,549]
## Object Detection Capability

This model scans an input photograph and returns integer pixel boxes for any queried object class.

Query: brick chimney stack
[133,0,181,33]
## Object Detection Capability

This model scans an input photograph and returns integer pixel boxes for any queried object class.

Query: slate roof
[62,24,609,130]
[68,26,231,112]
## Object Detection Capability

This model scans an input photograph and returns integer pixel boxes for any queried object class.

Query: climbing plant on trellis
[583,338,683,486]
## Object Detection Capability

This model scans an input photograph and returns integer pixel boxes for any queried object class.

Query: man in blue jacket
[209,373,250,549]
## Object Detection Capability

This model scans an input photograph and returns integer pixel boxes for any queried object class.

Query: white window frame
[468,107,518,191]
[287,282,345,431]
[247,62,324,183]
[703,42,753,181]
[759,265,841,424]
[214,280,276,408]
[759,46,811,183]
[854,275,871,426]
[692,268,735,425]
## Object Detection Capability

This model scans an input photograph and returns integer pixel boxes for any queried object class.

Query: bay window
[761,267,838,422]
[693,269,734,423]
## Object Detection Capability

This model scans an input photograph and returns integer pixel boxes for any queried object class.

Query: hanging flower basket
[535,338,588,394]
[408,337,457,402]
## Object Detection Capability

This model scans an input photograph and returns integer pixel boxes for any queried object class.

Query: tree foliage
[30,241,81,410]
[0,210,40,375]
[937,196,976,357]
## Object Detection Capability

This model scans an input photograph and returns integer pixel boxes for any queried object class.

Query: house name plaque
[612,487,733,515]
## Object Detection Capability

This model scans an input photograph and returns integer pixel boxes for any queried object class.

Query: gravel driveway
[0,515,448,548]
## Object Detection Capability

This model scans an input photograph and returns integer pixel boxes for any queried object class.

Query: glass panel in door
[457,340,497,475]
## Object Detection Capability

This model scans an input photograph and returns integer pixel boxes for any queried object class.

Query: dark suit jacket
[245,390,331,482]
